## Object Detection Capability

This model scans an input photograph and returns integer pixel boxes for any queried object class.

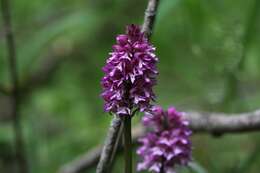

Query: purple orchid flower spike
[101,24,158,116]
[137,106,192,173]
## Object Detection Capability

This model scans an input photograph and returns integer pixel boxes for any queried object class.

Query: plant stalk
[160,164,164,173]
[123,116,132,173]
[0,0,29,172]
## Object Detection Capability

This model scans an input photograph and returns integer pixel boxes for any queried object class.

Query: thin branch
[142,0,160,39]
[96,116,122,173]
[0,0,29,172]
[59,109,260,173]
[59,146,102,173]
[186,110,260,133]
[95,0,161,172]
[0,95,13,122]
[107,119,123,172]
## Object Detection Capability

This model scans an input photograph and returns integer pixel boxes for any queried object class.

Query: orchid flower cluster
[101,24,158,116]
[137,106,192,173]
[101,25,192,173]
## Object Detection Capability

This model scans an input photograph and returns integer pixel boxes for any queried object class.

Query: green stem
[160,167,164,173]
[123,116,132,173]
[160,158,165,173]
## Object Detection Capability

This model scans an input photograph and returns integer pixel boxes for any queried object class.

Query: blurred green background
[1,0,260,172]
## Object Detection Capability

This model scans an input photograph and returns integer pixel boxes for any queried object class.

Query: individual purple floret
[137,106,192,173]
[101,24,158,116]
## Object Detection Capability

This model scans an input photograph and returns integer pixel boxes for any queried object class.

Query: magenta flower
[101,24,158,116]
[137,106,192,173]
